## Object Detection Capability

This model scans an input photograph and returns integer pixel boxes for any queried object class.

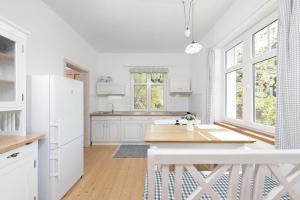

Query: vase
[187,121,194,131]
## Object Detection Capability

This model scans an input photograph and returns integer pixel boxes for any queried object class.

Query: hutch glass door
[0,34,16,102]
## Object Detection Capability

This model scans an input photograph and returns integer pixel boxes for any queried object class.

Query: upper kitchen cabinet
[0,17,28,135]
[96,83,125,96]
[0,17,27,111]
[169,79,192,94]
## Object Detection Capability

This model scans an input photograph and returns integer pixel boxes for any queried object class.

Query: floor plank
[62,145,147,200]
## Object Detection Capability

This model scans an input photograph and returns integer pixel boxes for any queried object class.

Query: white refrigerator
[27,75,84,200]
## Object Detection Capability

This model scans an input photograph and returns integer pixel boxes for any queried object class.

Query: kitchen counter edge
[90,111,188,117]
[0,134,45,154]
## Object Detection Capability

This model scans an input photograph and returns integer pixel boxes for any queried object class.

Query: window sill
[214,121,275,145]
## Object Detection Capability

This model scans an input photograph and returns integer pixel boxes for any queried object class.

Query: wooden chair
[147,149,300,200]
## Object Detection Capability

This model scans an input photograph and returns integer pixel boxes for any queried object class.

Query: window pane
[226,48,234,68]
[226,43,243,68]
[254,20,278,57]
[270,21,278,50]
[151,73,164,83]
[254,26,268,56]
[0,35,16,101]
[133,73,147,83]
[254,57,277,126]
[226,69,243,119]
[151,85,164,109]
[235,43,243,65]
[134,85,147,109]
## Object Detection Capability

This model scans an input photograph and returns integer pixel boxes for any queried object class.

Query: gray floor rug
[113,145,150,158]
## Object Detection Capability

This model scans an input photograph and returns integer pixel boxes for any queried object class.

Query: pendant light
[183,0,203,54]
[185,41,202,54]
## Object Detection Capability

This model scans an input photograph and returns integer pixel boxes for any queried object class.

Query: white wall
[0,0,99,112]
[97,53,191,111]
[189,49,209,121]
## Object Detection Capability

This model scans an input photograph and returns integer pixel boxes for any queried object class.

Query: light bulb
[185,41,203,54]
[185,28,191,38]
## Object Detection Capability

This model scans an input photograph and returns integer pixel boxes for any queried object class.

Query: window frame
[222,11,278,135]
[131,72,167,111]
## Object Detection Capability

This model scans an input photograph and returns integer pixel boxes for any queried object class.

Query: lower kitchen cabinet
[91,121,106,141]
[122,121,143,142]
[106,121,121,142]
[91,115,182,144]
[0,141,38,200]
[92,119,121,143]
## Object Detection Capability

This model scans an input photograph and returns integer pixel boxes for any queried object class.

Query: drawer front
[0,141,37,169]
[121,116,143,121]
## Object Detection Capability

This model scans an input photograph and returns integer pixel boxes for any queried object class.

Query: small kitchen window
[131,71,166,111]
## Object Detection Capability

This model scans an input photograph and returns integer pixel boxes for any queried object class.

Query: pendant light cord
[182,0,193,29]
[182,1,187,28]
[191,0,194,41]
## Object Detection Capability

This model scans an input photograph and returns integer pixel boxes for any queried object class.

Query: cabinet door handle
[7,152,19,159]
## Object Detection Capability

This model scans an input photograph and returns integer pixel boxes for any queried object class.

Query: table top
[144,124,256,144]
[0,134,44,153]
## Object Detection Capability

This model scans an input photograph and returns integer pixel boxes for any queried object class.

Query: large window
[224,14,278,133]
[132,72,165,110]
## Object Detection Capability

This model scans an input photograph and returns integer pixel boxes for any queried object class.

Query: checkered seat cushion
[144,171,291,200]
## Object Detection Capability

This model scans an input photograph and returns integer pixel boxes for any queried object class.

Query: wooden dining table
[144,124,256,149]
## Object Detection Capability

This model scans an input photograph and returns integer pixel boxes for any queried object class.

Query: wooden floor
[62,145,147,200]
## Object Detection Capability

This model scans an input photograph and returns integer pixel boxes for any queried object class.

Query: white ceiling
[43,0,235,53]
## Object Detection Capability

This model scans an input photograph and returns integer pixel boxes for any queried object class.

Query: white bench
[147,149,300,200]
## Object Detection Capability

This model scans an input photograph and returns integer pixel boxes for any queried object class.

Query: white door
[91,120,107,142]
[0,155,37,200]
[50,75,83,146]
[52,136,83,200]
[122,121,143,142]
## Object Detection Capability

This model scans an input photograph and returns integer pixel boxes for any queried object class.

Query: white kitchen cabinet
[96,83,125,96]
[106,121,121,142]
[91,115,183,144]
[91,120,106,142]
[0,141,37,200]
[91,117,121,143]
[169,80,192,93]
[0,17,28,135]
[122,121,143,142]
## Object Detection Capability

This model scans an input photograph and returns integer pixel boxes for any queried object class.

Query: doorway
[64,58,90,147]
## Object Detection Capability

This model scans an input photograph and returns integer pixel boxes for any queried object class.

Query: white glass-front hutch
[0,17,28,135]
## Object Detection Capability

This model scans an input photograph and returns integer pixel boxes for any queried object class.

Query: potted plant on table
[184,113,196,131]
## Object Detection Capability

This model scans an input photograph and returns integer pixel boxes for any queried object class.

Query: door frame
[64,58,91,147]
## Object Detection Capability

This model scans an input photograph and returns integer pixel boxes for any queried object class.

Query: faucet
[107,103,114,113]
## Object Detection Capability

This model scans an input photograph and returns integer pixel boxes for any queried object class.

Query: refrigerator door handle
[50,119,61,180]
[50,149,60,180]
[50,119,61,146]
